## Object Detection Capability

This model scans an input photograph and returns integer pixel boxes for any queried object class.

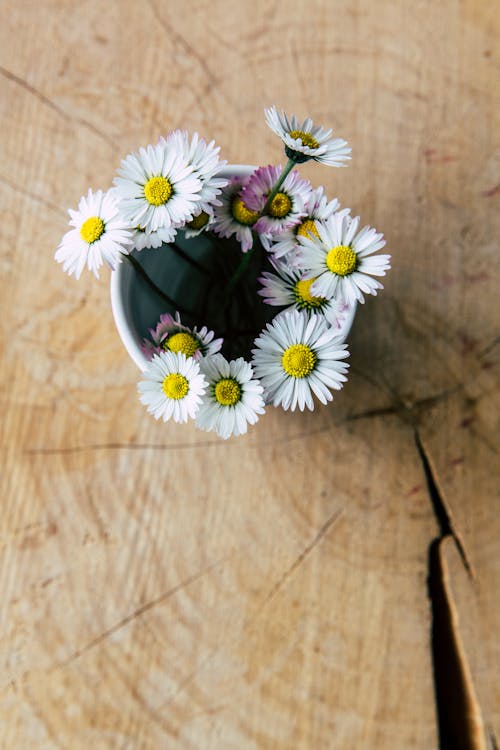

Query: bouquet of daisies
[55,107,391,439]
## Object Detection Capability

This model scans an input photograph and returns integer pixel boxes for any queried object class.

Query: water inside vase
[128,231,276,360]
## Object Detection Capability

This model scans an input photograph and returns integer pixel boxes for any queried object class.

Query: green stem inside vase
[124,253,192,317]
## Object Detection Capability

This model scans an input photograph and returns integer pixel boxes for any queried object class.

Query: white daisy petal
[258,260,348,327]
[264,106,351,167]
[55,188,133,279]
[132,224,178,251]
[252,310,349,412]
[137,351,207,424]
[196,354,265,439]
[113,139,202,233]
[297,212,391,304]
[163,130,228,213]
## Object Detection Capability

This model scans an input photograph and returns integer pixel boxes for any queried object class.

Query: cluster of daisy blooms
[55,107,391,439]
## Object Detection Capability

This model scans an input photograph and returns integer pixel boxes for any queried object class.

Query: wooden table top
[1,1,498,748]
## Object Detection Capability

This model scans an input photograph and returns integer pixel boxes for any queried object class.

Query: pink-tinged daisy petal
[213,176,258,253]
[241,164,312,237]
[267,186,345,263]
[141,311,222,363]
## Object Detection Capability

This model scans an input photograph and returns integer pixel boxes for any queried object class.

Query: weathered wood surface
[0,1,498,747]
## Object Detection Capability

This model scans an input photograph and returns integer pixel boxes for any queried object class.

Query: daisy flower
[113,140,202,232]
[213,176,259,253]
[258,260,350,329]
[268,186,344,263]
[132,224,177,251]
[163,130,228,213]
[55,188,133,279]
[183,208,215,239]
[137,350,207,424]
[141,311,223,361]
[252,309,349,411]
[196,354,265,439]
[241,164,312,237]
[265,106,351,166]
[297,212,391,305]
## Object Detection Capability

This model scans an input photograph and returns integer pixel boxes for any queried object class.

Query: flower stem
[260,158,296,217]
[222,248,254,309]
[217,163,297,311]
[170,242,210,274]
[124,254,191,317]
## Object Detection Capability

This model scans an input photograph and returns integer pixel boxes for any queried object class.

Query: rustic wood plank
[0,0,498,747]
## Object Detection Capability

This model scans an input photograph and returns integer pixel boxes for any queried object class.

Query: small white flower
[213,177,259,253]
[196,354,265,439]
[183,208,215,239]
[258,260,350,329]
[265,106,351,166]
[241,164,312,237]
[137,351,207,424]
[163,130,228,213]
[252,310,349,412]
[141,312,223,361]
[113,140,202,232]
[55,189,133,279]
[132,225,177,251]
[298,212,391,305]
[269,186,345,264]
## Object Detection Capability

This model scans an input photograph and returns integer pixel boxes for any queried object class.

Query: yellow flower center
[144,176,173,206]
[162,373,189,400]
[296,219,320,240]
[289,130,319,149]
[187,211,210,230]
[268,192,292,218]
[232,196,259,226]
[80,216,105,244]
[294,278,324,309]
[214,378,241,406]
[326,245,357,276]
[282,344,316,378]
[165,332,199,358]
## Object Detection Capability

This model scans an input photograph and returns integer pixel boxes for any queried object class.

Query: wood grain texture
[0,0,498,747]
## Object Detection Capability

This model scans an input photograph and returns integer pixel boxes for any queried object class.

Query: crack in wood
[478,335,500,358]
[259,508,344,611]
[21,424,335,455]
[56,558,227,670]
[22,439,224,455]
[146,0,219,88]
[0,174,65,216]
[21,384,461,456]
[415,430,489,749]
[0,64,119,150]
[345,405,398,421]
[415,429,473,576]
[428,539,487,750]
[344,385,460,424]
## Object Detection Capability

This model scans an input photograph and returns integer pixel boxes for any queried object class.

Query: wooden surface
[1,1,498,747]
